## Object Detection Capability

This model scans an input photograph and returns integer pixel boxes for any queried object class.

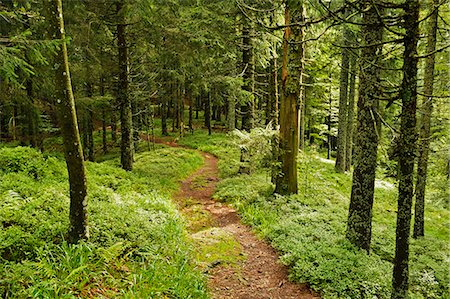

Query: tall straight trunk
[100,77,107,154]
[195,96,199,119]
[111,111,117,142]
[274,4,301,195]
[131,97,139,153]
[346,2,383,251]
[241,22,253,131]
[84,82,94,162]
[116,0,133,171]
[335,11,351,172]
[161,98,168,136]
[188,92,193,130]
[102,108,107,154]
[49,0,88,243]
[392,2,419,298]
[345,53,357,171]
[174,85,180,130]
[86,108,94,161]
[228,95,235,130]
[179,85,184,137]
[273,41,279,128]
[413,0,439,239]
[205,93,212,135]
[298,3,306,151]
[11,106,16,141]
[26,79,38,148]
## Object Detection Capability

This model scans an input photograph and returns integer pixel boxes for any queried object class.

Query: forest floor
[155,137,318,299]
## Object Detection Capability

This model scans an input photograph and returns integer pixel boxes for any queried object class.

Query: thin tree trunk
[86,107,94,161]
[346,2,384,251]
[188,92,193,131]
[228,94,235,130]
[298,3,306,151]
[392,2,419,297]
[111,110,117,143]
[100,77,107,154]
[102,108,107,154]
[345,53,357,171]
[26,79,38,148]
[49,0,88,243]
[206,93,212,135]
[161,97,168,136]
[117,0,133,171]
[241,22,253,132]
[413,0,439,239]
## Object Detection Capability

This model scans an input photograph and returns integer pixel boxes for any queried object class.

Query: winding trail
[156,137,318,298]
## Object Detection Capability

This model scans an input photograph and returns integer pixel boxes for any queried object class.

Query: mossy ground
[0,145,208,298]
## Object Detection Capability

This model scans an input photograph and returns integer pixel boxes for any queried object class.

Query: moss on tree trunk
[346,2,383,251]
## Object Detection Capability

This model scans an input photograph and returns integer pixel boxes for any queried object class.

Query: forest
[0,0,449,298]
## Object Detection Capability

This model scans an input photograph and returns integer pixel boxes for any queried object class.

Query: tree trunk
[111,110,117,143]
[100,77,107,154]
[298,3,306,151]
[346,2,383,251]
[117,0,133,171]
[102,108,107,154]
[86,107,94,161]
[392,2,419,298]
[161,97,168,136]
[274,4,301,195]
[241,22,253,132]
[228,95,236,130]
[205,93,212,135]
[188,92,193,130]
[413,0,439,239]
[49,0,88,243]
[273,40,279,128]
[26,79,38,148]
[335,11,351,172]
[345,53,357,171]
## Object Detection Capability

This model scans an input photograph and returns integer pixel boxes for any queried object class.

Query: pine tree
[346,1,384,251]
[48,0,88,243]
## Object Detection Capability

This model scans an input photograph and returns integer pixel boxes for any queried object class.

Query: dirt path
[166,141,319,299]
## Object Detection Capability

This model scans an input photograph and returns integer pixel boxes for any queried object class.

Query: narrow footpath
[165,140,319,299]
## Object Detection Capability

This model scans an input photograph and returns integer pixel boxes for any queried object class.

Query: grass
[0,145,208,298]
[179,129,450,299]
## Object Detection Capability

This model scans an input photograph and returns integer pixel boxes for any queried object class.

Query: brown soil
[162,138,319,299]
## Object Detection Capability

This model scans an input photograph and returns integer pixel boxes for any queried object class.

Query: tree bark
[345,53,357,171]
[274,3,301,195]
[392,2,419,298]
[188,92,193,131]
[161,97,168,136]
[335,11,351,172]
[205,93,212,135]
[241,22,253,132]
[49,0,88,243]
[116,0,133,171]
[100,77,107,154]
[228,95,236,130]
[346,2,383,251]
[298,3,306,151]
[413,0,439,239]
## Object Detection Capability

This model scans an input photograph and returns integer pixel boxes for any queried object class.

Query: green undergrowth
[183,131,449,299]
[0,145,207,298]
[178,130,239,178]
